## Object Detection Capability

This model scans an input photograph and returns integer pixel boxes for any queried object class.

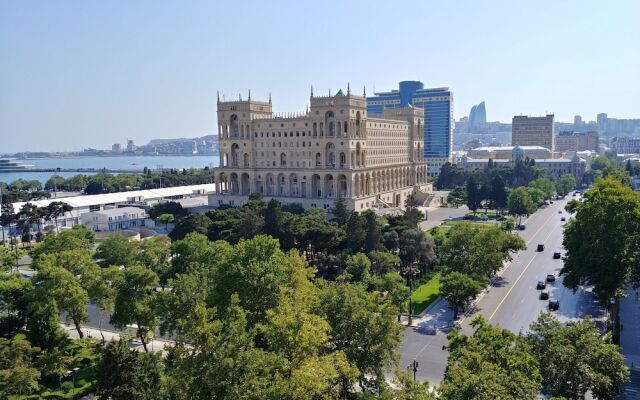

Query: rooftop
[12,183,216,213]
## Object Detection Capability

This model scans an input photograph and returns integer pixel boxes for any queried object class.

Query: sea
[0,155,220,184]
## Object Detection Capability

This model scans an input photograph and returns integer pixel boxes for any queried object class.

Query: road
[400,195,606,385]
[419,205,469,231]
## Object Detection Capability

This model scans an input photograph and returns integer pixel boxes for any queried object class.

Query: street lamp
[409,360,419,381]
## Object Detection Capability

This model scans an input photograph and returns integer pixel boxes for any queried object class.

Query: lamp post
[410,360,419,381]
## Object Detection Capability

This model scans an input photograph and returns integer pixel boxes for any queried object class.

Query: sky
[1,0,639,153]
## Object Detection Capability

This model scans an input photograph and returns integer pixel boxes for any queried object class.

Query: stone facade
[209,88,430,211]
[512,114,555,152]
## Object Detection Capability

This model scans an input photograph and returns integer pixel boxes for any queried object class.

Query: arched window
[325,111,335,137]
[230,115,239,137]
[280,153,287,167]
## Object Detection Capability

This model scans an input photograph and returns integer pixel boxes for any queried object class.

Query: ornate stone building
[209,87,431,211]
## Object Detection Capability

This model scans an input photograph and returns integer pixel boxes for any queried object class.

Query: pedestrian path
[62,324,173,352]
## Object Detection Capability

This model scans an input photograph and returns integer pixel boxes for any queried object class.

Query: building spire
[268,92,272,104]
[347,82,351,95]
[363,86,366,97]
[329,88,331,97]
[248,89,251,101]
[238,93,242,101]
[217,91,220,103]
[310,85,314,97]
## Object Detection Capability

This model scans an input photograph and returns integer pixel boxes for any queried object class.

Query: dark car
[553,251,561,259]
[540,290,550,300]
[537,244,545,252]
[536,280,546,289]
[561,217,566,222]
[517,224,526,230]
[558,210,562,214]
[546,274,556,283]
[549,299,560,310]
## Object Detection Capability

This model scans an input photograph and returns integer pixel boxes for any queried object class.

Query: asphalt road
[400,194,606,385]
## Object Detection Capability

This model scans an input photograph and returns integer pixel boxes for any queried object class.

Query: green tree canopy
[439,316,542,400]
[439,272,483,319]
[94,233,136,267]
[527,313,628,400]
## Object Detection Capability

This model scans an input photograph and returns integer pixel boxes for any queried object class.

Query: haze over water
[0,155,219,183]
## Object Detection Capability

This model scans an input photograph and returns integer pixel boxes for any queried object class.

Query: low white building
[80,207,148,232]
[12,184,215,229]
[467,145,552,160]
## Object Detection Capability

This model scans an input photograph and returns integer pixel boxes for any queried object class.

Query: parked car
[561,217,566,222]
[537,280,546,289]
[540,290,550,300]
[517,224,526,230]
[558,210,562,214]
[553,251,561,259]
[537,244,545,252]
[549,299,560,310]
[546,274,556,282]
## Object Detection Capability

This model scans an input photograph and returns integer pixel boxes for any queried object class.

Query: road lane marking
[488,222,560,321]
[457,202,565,324]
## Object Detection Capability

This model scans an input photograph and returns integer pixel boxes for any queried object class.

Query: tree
[111,265,160,352]
[0,338,41,397]
[526,187,546,206]
[440,272,482,319]
[32,225,94,263]
[507,187,536,226]
[156,213,175,231]
[170,232,231,277]
[96,339,164,400]
[561,178,640,340]
[556,173,576,197]
[490,175,508,213]
[0,273,32,335]
[332,197,349,226]
[136,236,172,286]
[343,253,372,283]
[148,201,185,220]
[45,201,73,233]
[318,281,401,389]
[363,210,381,252]
[527,313,629,400]
[382,230,400,252]
[33,265,90,338]
[95,233,136,267]
[439,316,542,400]
[88,266,122,341]
[440,222,525,280]
[26,297,66,351]
[403,194,424,228]
[466,176,482,213]
[0,246,21,272]
[528,177,556,199]
[385,370,437,400]
[169,213,212,241]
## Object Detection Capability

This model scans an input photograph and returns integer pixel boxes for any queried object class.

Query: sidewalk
[61,324,173,352]
[619,288,640,400]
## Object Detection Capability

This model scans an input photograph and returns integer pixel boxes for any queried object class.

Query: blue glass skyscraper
[367,81,453,175]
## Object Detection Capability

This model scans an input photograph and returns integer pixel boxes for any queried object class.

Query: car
[549,299,560,310]
[553,251,561,259]
[517,224,526,230]
[573,193,577,197]
[537,244,545,252]
[536,280,546,289]
[546,274,556,282]
[540,290,550,300]
[561,217,566,222]
[558,210,562,214]
[550,200,554,204]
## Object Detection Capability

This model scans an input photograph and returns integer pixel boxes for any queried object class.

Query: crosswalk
[619,368,640,400]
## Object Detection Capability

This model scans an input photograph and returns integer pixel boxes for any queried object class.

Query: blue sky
[1,0,639,152]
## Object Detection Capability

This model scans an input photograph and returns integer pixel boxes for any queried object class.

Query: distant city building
[555,131,599,153]
[467,145,552,160]
[574,115,583,126]
[468,101,487,133]
[459,148,587,180]
[611,136,640,154]
[367,81,453,176]
[210,87,431,212]
[126,140,136,152]
[112,143,123,153]
[597,113,640,137]
[512,114,555,152]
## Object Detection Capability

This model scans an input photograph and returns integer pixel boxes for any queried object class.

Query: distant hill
[147,134,217,146]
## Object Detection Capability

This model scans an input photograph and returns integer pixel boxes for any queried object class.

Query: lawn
[411,273,441,314]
